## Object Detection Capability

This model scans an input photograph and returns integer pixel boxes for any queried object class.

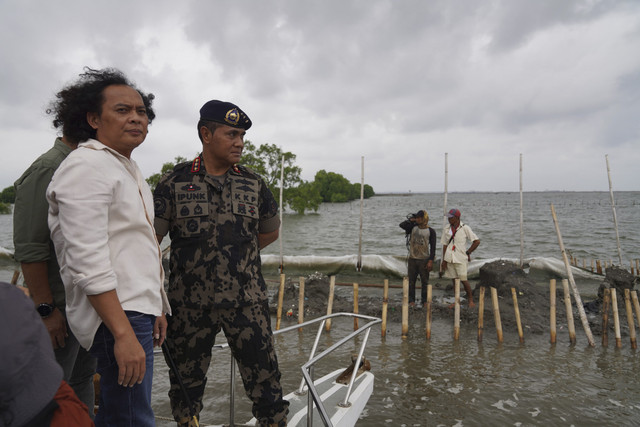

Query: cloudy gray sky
[1,0,639,193]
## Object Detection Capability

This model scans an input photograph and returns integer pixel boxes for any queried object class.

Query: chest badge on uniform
[181,183,201,192]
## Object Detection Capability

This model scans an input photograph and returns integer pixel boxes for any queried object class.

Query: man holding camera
[399,210,436,306]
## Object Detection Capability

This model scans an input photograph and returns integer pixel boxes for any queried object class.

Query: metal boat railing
[220,312,381,427]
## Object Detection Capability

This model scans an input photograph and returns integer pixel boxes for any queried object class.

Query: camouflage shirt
[153,156,279,308]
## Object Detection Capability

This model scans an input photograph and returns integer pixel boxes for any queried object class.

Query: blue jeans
[90,311,155,427]
[55,323,97,418]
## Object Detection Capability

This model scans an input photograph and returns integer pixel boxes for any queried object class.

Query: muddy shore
[268,261,639,337]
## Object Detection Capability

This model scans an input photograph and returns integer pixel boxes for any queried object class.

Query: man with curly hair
[46,68,170,426]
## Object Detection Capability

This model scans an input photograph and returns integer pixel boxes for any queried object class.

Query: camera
[407,211,423,220]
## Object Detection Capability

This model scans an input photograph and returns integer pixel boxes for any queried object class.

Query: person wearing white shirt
[46,68,170,427]
[440,208,480,308]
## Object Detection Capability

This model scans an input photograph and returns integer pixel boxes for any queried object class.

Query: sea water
[2,192,640,425]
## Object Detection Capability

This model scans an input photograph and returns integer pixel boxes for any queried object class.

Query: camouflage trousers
[163,302,289,426]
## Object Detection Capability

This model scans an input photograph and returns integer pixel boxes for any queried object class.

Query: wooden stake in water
[298,277,305,332]
[442,153,449,234]
[602,288,610,347]
[596,260,602,275]
[402,277,409,338]
[512,288,524,344]
[632,291,640,329]
[611,288,622,348]
[550,279,557,344]
[562,279,576,345]
[624,289,637,349]
[353,283,359,331]
[550,204,596,347]
[478,286,485,342]
[11,270,20,285]
[426,284,433,340]
[325,275,336,332]
[381,279,389,337]
[454,279,461,341]
[278,155,284,274]
[605,155,624,265]
[519,154,524,268]
[491,287,503,343]
[276,273,285,330]
[356,156,365,272]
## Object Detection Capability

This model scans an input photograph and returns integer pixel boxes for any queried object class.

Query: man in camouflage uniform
[154,100,288,427]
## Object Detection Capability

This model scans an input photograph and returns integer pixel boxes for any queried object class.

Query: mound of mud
[270,261,638,337]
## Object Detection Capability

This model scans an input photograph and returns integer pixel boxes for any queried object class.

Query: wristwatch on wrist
[37,303,55,318]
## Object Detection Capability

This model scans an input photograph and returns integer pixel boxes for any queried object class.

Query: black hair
[197,119,219,143]
[47,67,155,144]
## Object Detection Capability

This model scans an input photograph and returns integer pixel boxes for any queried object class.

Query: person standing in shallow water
[399,210,436,306]
[440,208,480,308]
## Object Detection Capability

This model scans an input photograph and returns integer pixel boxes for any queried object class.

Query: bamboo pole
[611,288,622,348]
[353,283,359,331]
[442,153,449,232]
[519,154,524,268]
[356,156,364,272]
[381,279,389,337]
[605,155,623,265]
[276,273,285,330]
[512,288,524,344]
[298,277,305,332]
[632,291,640,329]
[478,286,485,342]
[562,279,576,345]
[550,205,596,346]
[426,284,433,340]
[325,276,336,332]
[278,155,284,274]
[402,277,409,338]
[491,287,503,343]
[602,288,610,347]
[550,279,556,344]
[454,279,460,341]
[625,289,637,349]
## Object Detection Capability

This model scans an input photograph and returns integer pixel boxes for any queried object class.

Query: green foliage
[288,181,323,214]
[241,141,308,211]
[241,141,302,193]
[146,156,188,190]
[363,184,375,198]
[0,202,10,215]
[314,170,374,203]
[0,186,15,204]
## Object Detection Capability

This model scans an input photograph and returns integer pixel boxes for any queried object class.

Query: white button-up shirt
[47,139,170,349]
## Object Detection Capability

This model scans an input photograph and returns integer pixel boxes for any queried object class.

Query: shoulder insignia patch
[190,157,201,173]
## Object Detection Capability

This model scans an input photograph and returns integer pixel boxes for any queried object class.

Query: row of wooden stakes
[274,274,640,348]
[570,257,640,276]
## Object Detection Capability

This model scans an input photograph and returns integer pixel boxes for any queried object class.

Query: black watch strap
[37,303,55,318]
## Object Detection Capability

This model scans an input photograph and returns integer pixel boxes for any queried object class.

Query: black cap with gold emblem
[199,100,252,130]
